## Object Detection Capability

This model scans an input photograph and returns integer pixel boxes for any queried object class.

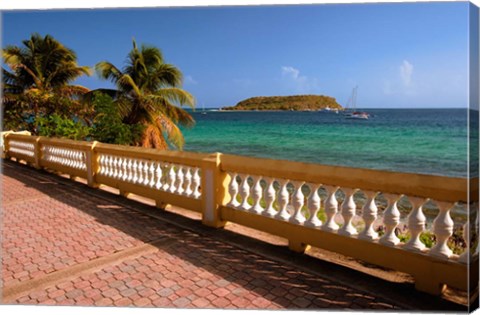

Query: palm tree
[94,40,195,150]
[2,33,91,132]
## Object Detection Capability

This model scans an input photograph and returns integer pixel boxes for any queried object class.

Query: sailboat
[201,103,207,115]
[344,86,369,120]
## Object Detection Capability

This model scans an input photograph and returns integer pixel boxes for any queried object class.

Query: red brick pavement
[2,161,401,309]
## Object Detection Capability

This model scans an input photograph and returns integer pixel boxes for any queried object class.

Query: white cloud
[399,60,413,87]
[281,66,319,93]
[281,66,301,80]
[184,75,198,85]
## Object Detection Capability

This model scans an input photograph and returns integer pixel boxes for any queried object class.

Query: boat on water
[318,106,339,113]
[201,103,207,115]
[347,112,369,119]
[344,86,369,120]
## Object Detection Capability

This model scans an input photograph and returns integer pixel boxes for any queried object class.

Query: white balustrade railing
[97,153,201,199]
[224,172,471,264]
[8,140,35,157]
[41,145,87,170]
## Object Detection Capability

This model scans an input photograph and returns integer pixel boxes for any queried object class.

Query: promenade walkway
[1,160,467,310]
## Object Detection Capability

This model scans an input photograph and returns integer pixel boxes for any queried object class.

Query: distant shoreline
[197,107,468,111]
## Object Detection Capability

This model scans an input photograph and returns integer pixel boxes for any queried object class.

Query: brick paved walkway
[0,161,465,310]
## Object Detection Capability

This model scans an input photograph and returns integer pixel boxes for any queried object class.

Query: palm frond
[149,63,183,89]
[146,95,195,127]
[154,113,186,150]
[117,74,141,96]
[152,87,195,108]
[95,61,123,84]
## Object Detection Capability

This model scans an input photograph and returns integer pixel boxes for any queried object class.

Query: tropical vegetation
[2,33,92,132]
[93,40,195,149]
[2,34,196,150]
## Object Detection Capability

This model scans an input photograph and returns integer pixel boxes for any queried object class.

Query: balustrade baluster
[113,157,119,178]
[75,151,80,169]
[227,173,240,208]
[127,159,133,182]
[75,151,82,169]
[239,175,251,211]
[57,148,61,164]
[69,151,74,168]
[63,149,68,166]
[176,166,185,195]
[274,179,290,221]
[379,193,402,246]
[339,188,358,236]
[323,186,339,232]
[109,156,116,177]
[305,183,322,228]
[429,202,455,258]
[184,167,193,196]
[51,147,56,163]
[65,149,70,166]
[143,161,150,186]
[117,157,123,178]
[132,160,138,184]
[149,162,156,187]
[66,150,71,167]
[168,165,177,193]
[75,151,79,168]
[262,177,277,217]
[82,152,87,169]
[290,181,306,224]
[359,191,379,240]
[155,163,163,190]
[64,149,68,165]
[405,197,428,251]
[59,149,65,165]
[137,161,144,184]
[122,158,128,181]
[73,151,78,168]
[162,164,170,191]
[102,155,108,175]
[99,155,105,175]
[250,175,263,214]
[192,168,201,199]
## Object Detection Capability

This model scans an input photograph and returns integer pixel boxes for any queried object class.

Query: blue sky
[2,2,470,108]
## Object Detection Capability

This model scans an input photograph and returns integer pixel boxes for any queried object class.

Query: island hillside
[222,95,343,111]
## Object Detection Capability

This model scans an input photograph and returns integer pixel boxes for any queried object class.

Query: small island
[222,95,343,111]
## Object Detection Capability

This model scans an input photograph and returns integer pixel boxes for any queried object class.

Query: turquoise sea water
[182,109,469,177]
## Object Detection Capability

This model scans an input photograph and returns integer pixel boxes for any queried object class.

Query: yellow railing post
[87,141,99,188]
[201,152,228,228]
[3,134,11,159]
[33,137,42,169]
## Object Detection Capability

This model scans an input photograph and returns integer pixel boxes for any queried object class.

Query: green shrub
[90,93,143,145]
[37,114,91,140]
